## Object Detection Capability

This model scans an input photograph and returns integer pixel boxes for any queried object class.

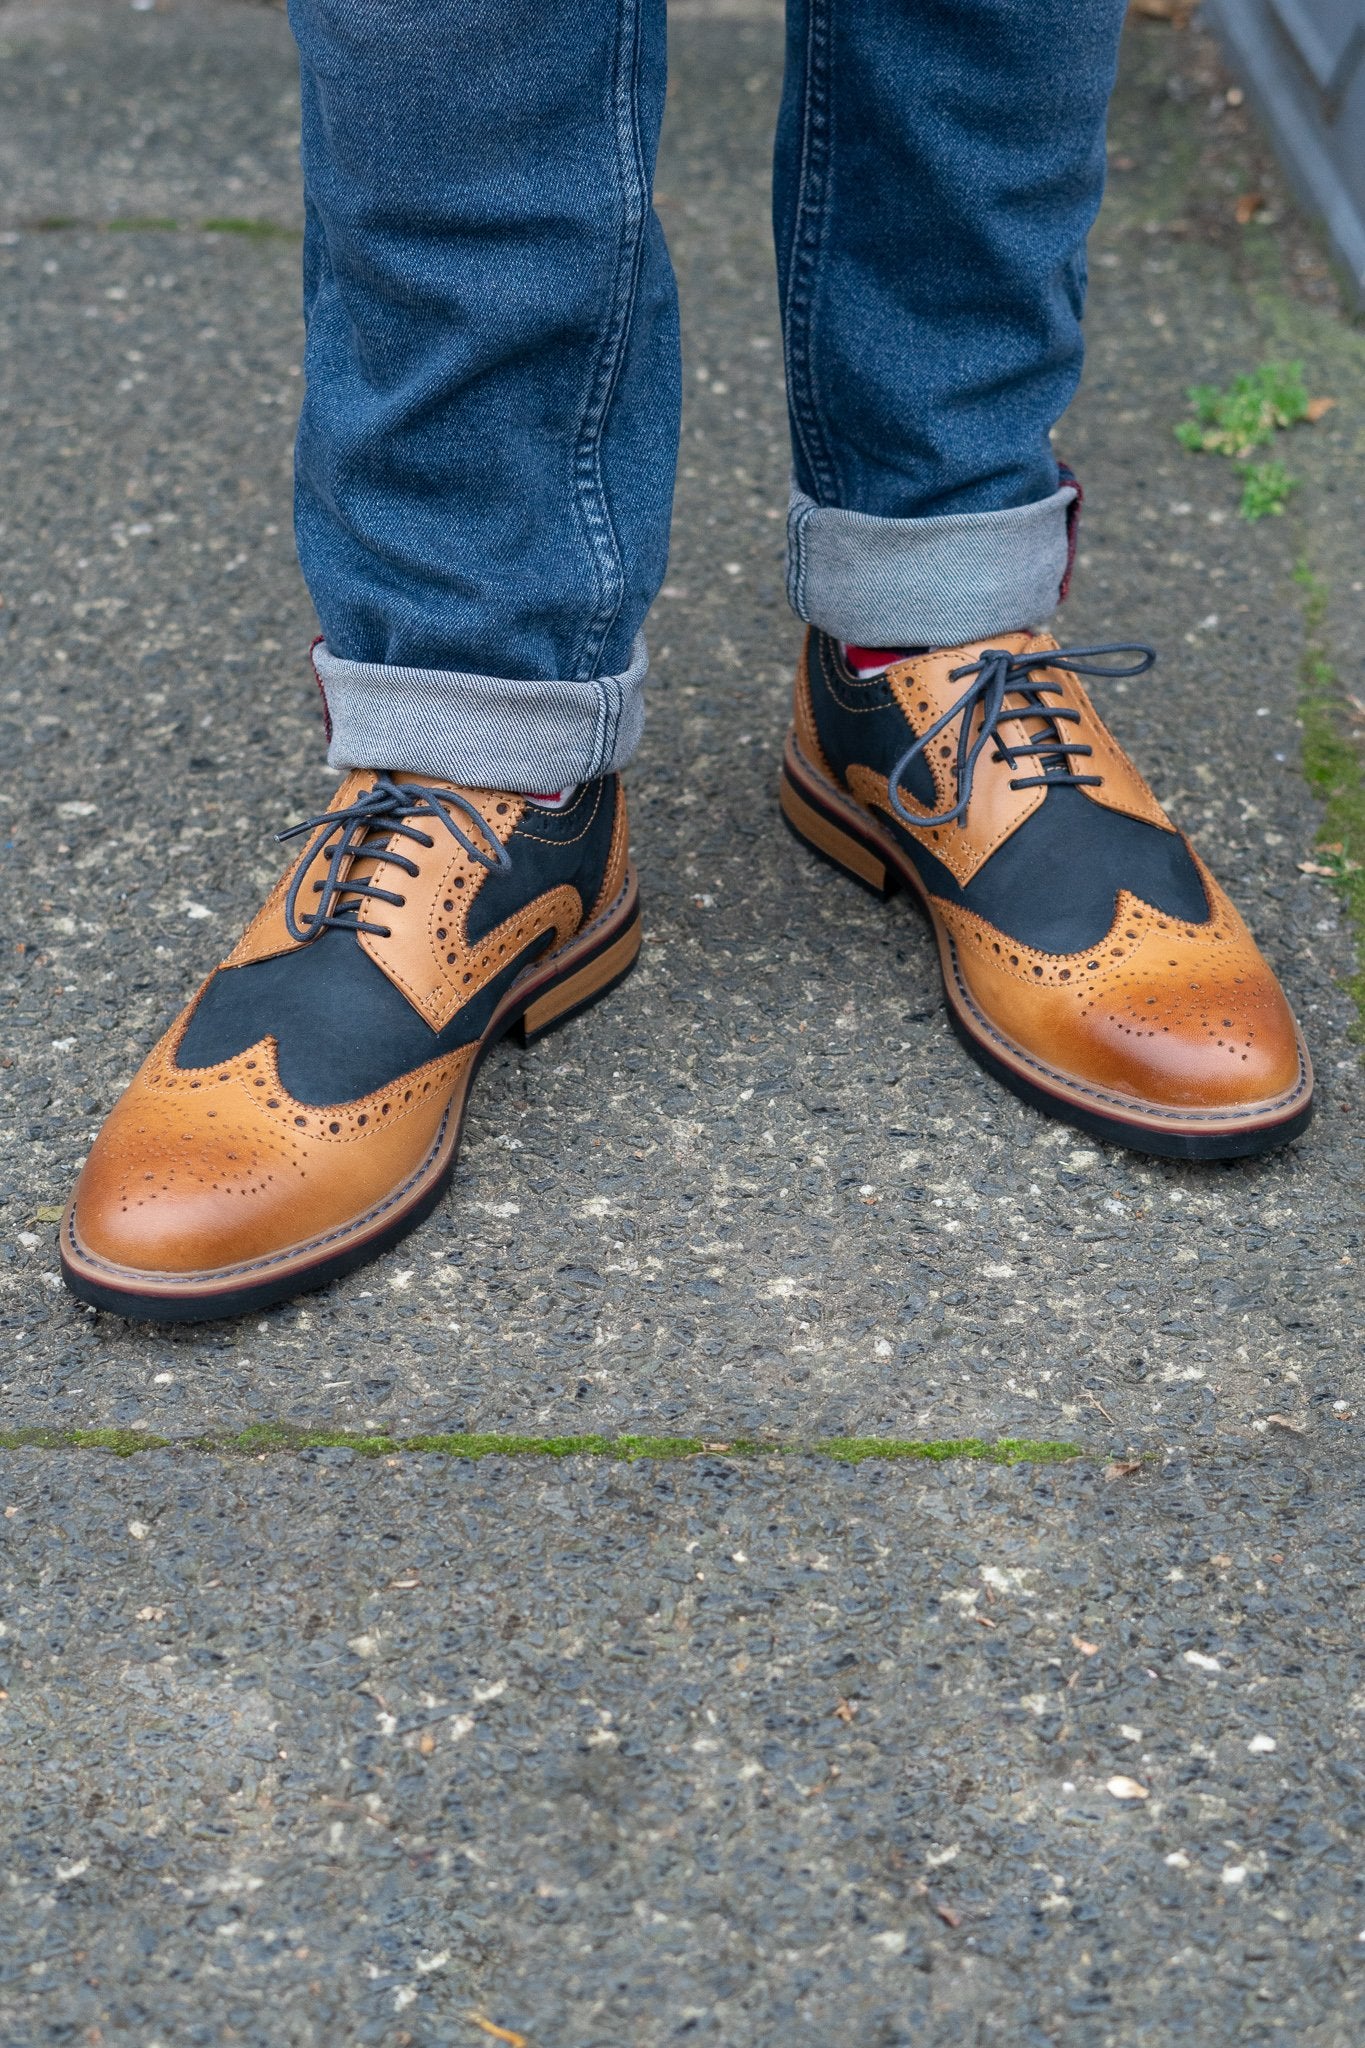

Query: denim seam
[782,0,840,512]
[787,487,812,620]
[567,0,649,718]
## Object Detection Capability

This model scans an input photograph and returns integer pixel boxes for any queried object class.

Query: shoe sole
[779,736,1314,1161]
[59,868,644,1323]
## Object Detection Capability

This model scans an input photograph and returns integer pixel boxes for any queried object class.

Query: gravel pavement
[1,3,1363,2041]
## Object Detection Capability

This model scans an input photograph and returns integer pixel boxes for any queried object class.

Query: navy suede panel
[962,784,1208,949]
[175,780,620,1105]
[176,928,549,1105]
[806,631,1210,953]
[808,634,938,810]
[466,778,618,946]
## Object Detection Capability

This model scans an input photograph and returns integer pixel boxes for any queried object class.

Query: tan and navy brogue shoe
[62,772,640,1320]
[779,628,1312,1159]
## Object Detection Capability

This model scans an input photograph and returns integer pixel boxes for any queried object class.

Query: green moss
[1238,460,1299,521]
[223,1423,401,1457]
[809,1436,1082,1465]
[19,215,300,237]
[1176,360,1310,458]
[0,1428,1084,1466]
[1294,564,1365,1029]
[199,217,301,240]
[0,1427,169,1457]
[1172,363,1323,520]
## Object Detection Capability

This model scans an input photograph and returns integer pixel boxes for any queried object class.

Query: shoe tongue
[886,634,1078,797]
[975,635,1073,781]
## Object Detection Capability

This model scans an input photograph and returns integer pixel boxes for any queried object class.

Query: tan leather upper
[808,632,1171,888]
[74,1015,475,1273]
[936,859,1303,1107]
[795,631,1307,1115]
[71,773,622,1276]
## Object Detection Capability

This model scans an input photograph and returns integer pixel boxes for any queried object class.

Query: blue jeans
[289,0,1127,792]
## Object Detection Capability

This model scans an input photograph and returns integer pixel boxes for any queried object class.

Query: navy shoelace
[886,642,1157,832]
[278,774,511,943]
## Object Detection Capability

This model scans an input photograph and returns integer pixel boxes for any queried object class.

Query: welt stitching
[791,749,1308,1125]
[944,940,1311,1123]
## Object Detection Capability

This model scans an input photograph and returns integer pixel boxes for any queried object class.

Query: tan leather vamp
[933,853,1303,1109]
[74,1002,475,1274]
[836,634,1174,886]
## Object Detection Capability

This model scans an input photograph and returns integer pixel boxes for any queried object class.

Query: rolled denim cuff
[313,635,648,793]
[786,482,1078,646]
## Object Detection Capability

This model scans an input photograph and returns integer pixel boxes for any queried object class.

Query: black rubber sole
[61,895,642,1325]
[61,1156,459,1325]
[938,1000,1314,1161]
[780,752,1314,1163]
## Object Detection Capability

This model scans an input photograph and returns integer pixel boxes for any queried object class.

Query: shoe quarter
[1055,672,1172,830]
[880,644,1048,884]
[358,792,580,1033]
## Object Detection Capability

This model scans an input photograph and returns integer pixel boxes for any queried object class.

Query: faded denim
[289,0,1127,789]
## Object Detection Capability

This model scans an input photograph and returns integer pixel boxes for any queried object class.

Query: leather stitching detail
[940,928,1311,1123]
[785,732,1309,1126]
[67,874,639,1287]
[513,779,605,847]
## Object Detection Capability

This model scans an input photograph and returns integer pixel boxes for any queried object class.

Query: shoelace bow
[886,642,1157,832]
[278,774,512,943]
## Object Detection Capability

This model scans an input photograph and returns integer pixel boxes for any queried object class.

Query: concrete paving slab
[1,1443,1362,2046]
[2,7,1365,2041]
[0,0,302,229]
[1,5,1361,1454]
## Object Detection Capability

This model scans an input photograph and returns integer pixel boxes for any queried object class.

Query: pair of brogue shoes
[61,630,1311,1321]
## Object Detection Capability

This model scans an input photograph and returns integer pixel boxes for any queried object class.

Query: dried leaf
[1305,396,1336,423]
[1298,860,1336,876]
[1105,1458,1143,1479]
[33,1205,64,1223]
[1106,1775,1150,1801]
[1235,192,1267,225]
[465,2017,529,2048]
[833,1697,858,1725]
[935,1903,963,1928]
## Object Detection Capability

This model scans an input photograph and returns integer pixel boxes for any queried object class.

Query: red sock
[842,643,928,677]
